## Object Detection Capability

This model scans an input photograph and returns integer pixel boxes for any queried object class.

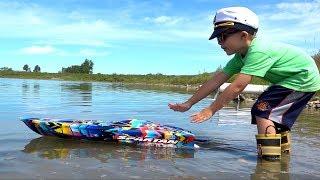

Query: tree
[23,64,30,72]
[62,65,82,73]
[62,59,94,74]
[0,67,13,71]
[80,59,94,74]
[33,65,41,72]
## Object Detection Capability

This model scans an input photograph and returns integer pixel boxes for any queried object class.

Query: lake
[0,78,319,179]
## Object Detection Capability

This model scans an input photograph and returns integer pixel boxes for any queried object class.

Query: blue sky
[1,0,319,75]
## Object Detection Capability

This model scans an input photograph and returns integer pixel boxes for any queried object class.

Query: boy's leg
[251,85,316,160]
[256,117,291,153]
[256,117,276,134]
[255,117,281,160]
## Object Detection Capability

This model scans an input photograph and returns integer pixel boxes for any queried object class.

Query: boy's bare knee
[256,116,276,134]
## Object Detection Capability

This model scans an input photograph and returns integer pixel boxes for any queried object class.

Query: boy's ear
[240,31,252,41]
[241,31,249,39]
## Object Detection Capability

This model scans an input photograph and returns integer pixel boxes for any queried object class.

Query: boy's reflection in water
[251,154,290,180]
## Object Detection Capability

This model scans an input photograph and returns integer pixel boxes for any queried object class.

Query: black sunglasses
[217,29,241,43]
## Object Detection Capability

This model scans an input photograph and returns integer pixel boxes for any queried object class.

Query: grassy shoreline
[1,71,319,97]
[0,70,269,84]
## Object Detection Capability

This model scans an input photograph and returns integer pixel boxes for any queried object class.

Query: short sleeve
[222,55,243,77]
[240,52,276,77]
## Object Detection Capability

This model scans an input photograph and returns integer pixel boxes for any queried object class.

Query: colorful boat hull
[22,118,199,148]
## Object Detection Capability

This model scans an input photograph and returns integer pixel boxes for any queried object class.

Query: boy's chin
[225,51,235,56]
[222,48,236,55]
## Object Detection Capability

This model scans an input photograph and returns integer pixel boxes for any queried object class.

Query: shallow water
[0,78,319,179]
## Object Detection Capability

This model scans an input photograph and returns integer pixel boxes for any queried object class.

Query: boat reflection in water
[22,137,195,163]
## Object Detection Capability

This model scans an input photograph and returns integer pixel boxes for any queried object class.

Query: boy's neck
[239,48,248,58]
[239,38,254,58]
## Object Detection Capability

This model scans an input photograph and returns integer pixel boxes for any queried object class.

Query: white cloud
[263,1,320,24]
[34,39,113,48]
[260,1,320,24]
[154,16,172,24]
[276,2,317,11]
[0,0,210,50]
[2,0,318,46]
[268,12,301,21]
[21,45,55,55]
[144,15,185,25]
[257,0,320,49]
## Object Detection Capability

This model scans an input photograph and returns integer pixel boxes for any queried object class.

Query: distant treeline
[3,59,94,74]
[0,69,270,86]
[0,52,319,89]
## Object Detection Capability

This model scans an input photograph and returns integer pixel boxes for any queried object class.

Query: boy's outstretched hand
[168,102,192,112]
[190,107,214,123]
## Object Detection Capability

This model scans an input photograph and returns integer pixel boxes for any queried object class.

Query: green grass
[0,71,270,85]
[0,71,214,85]
[0,71,318,96]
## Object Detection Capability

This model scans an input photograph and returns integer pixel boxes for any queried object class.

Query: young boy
[168,7,320,160]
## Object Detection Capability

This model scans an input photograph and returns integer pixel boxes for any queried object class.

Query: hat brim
[209,23,258,40]
[208,28,226,40]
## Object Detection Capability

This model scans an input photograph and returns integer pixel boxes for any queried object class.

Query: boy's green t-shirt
[223,38,320,92]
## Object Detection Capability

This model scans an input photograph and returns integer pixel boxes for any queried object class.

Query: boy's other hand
[190,107,213,123]
[168,102,192,112]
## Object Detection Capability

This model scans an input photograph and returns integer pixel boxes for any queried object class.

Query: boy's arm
[186,71,230,105]
[169,71,230,112]
[191,73,252,123]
